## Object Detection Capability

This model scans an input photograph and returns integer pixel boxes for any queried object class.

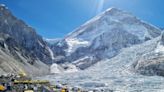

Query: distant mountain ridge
[44,38,61,45]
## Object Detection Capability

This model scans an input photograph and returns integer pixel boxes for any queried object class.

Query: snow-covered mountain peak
[103,7,125,14]
[65,8,123,37]
[105,7,119,11]
[66,7,160,42]
[51,7,161,70]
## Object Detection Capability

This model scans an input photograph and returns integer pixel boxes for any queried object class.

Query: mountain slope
[51,8,161,69]
[0,48,49,76]
[0,4,52,76]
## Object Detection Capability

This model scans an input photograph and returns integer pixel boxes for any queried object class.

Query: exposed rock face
[161,32,164,45]
[0,4,52,76]
[135,54,164,76]
[134,33,164,77]
[51,8,161,69]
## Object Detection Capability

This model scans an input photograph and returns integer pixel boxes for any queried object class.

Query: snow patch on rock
[64,64,79,73]
[50,63,63,74]
[155,43,164,53]
[47,46,55,60]
[50,63,79,74]
[65,38,89,54]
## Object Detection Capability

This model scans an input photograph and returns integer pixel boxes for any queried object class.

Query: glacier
[39,37,164,91]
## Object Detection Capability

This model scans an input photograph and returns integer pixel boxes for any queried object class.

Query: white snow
[155,43,164,53]
[123,24,151,40]
[38,40,44,47]
[50,63,62,74]
[65,38,89,53]
[64,7,160,51]
[47,46,55,60]
[45,38,60,41]
[0,4,6,7]
[50,63,79,74]
[80,7,116,28]
[140,20,161,31]
[64,64,79,73]
[44,38,61,44]
[38,38,164,91]
[65,8,117,39]
[66,6,160,43]
[4,19,8,24]
[73,56,91,64]
[37,7,162,91]
[0,4,8,9]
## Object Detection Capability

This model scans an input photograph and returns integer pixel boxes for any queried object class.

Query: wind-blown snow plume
[96,0,105,14]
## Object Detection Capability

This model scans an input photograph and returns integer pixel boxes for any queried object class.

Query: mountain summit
[51,7,161,69]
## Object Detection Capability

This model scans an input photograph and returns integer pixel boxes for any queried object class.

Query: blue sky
[0,0,164,38]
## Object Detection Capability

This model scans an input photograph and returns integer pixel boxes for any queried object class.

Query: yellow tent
[0,85,5,91]
[24,90,34,92]
[14,80,50,84]
[19,70,27,77]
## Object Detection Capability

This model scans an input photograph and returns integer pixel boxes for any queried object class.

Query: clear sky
[0,0,164,38]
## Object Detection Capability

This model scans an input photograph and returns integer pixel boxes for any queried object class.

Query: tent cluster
[0,73,89,92]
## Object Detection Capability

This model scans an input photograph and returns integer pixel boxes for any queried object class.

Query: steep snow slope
[52,8,161,70]
[40,37,164,91]
[66,8,160,41]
